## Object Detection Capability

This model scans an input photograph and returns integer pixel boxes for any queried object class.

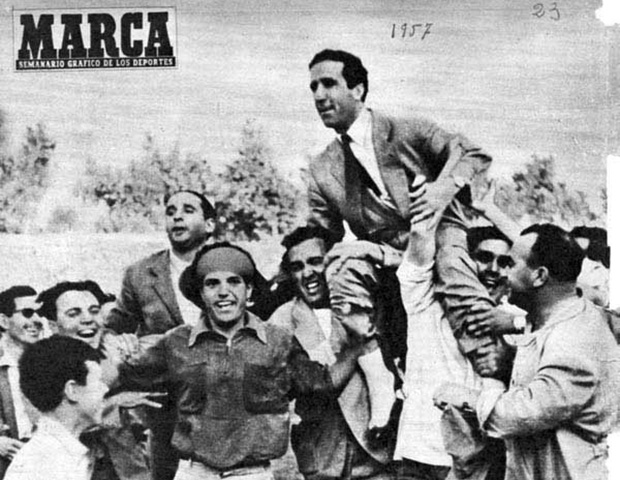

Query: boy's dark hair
[467,226,512,253]
[309,49,369,102]
[0,285,37,316]
[521,224,584,282]
[37,280,107,321]
[20,336,100,412]
[280,226,336,272]
[164,189,215,220]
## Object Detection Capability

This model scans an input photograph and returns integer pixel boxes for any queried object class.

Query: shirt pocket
[176,359,208,414]
[243,362,289,414]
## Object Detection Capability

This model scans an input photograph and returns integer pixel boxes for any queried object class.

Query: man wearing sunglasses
[0,286,45,479]
[468,227,514,303]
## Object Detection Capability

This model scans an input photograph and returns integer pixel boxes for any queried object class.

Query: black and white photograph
[0,1,619,479]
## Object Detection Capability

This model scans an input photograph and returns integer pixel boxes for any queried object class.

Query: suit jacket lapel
[371,110,411,218]
[148,251,184,327]
[291,299,347,355]
[0,367,18,438]
[290,299,326,353]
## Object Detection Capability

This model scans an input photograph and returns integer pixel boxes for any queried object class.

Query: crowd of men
[0,49,617,480]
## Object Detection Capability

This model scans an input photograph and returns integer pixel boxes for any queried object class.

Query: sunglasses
[473,250,514,269]
[14,308,41,319]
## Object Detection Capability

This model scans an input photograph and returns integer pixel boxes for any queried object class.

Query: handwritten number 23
[532,3,560,20]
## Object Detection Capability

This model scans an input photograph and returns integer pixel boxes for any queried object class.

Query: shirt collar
[535,295,588,332]
[341,107,372,147]
[188,311,268,347]
[37,416,90,457]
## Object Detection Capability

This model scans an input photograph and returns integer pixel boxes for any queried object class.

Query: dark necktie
[341,134,382,198]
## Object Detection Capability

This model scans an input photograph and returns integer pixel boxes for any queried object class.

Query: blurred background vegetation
[0,108,606,240]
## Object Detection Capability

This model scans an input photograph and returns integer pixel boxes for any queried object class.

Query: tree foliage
[78,120,303,239]
[0,110,55,233]
[78,136,219,232]
[493,155,604,229]
[215,120,301,241]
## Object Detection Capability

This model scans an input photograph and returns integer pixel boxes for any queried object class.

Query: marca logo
[13,7,177,71]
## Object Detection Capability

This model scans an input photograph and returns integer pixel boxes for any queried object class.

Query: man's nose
[314,84,327,100]
[302,264,314,278]
[217,285,231,297]
[489,258,501,272]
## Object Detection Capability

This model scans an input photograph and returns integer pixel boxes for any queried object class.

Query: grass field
[0,233,285,294]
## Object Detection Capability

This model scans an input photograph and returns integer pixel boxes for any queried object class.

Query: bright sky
[0,0,616,213]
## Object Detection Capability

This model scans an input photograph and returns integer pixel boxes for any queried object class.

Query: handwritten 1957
[391,23,433,40]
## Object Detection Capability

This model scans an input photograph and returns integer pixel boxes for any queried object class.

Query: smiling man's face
[55,290,103,349]
[309,60,363,133]
[200,271,252,331]
[0,295,44,347]
[287,238,329,309]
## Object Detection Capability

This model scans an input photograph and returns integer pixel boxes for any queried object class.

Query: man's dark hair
[20,336,100,412]
[164,189,215,220]
[37,280,107,321]
[0,286,37,316]
[102,292,116,304]
[467,226,512,253]
[521,224,584,282]
[280,226,336,272]
[309,49,369,102]
[571,226,609,268]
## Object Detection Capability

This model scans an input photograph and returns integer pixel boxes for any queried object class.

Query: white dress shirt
[5,416,94,480]
[394,259,481,466]
[169,251,203,327]
[340,108,391,202]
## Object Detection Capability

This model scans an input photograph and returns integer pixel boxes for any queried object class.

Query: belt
[220,462,270,478]
[181,458,271,478]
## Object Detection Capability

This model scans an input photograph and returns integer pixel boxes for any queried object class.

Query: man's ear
[351,83,364,102]
[0,314,9,332]
[205,218,216,235]
[64,380,80,404]
[532,266,549,288]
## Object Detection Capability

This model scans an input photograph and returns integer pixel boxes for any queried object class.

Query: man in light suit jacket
[270,227,394,480]
[0,286,45,480]
[306,49,493,429]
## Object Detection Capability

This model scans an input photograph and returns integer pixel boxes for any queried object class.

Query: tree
[0,111,55,233]
[78,135,219,232]
[215,119,303,241]
[492,155,603,229]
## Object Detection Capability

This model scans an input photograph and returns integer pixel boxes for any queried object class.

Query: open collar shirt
[477,296,620,480]
[122,311,333,470]
[4,416,93,480]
